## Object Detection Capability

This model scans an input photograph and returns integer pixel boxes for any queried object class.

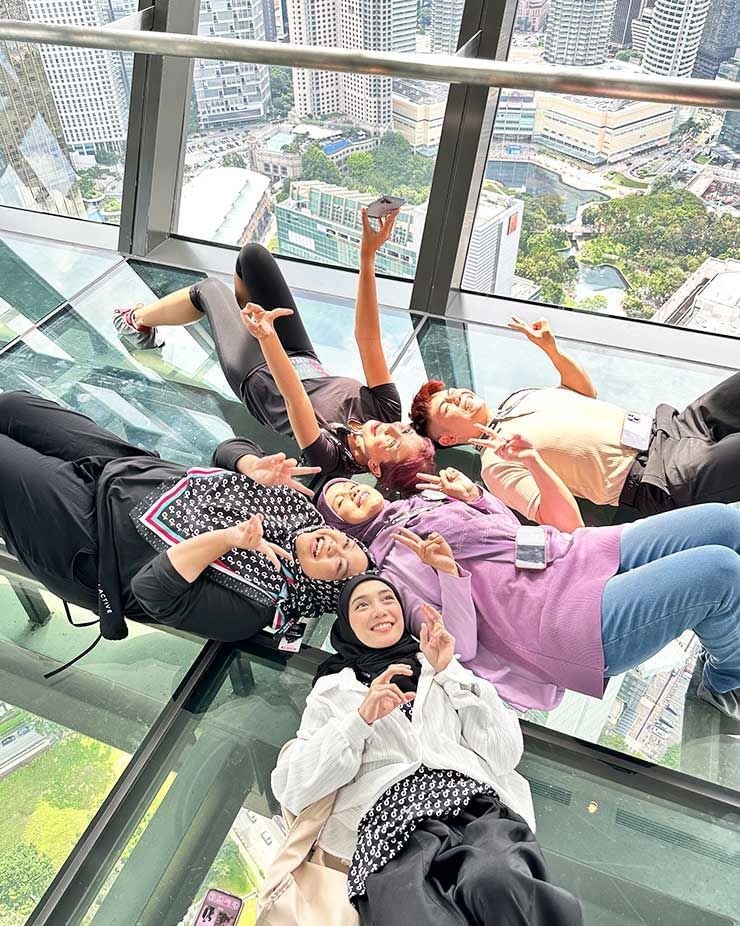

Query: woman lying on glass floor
[271,573,583,925]
[0,390,372,664]
[316,463,740,721]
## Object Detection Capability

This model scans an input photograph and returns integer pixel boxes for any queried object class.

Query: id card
[514,526,547,570]
[621,412,653,452]
[278,622,306,653]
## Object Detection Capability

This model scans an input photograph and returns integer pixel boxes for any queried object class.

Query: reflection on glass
[177,0,450,277]
[462,0,740,339]
[0,1,135,223]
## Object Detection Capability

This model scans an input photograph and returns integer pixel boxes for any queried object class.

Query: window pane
[462,0,740,338]
[176,0,451,279]
[0,2,134,224]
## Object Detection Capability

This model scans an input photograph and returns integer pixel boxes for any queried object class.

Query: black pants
[632,371,740,515]
[189,243,319,404]
[357,796,582,926]
[0,391,154,607]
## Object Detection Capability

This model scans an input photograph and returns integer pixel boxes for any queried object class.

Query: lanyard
[488,387,539,429]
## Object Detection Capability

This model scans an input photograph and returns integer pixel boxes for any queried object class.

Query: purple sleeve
[400,567,478,663]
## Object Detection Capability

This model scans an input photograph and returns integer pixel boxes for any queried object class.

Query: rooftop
[179,166,270,243]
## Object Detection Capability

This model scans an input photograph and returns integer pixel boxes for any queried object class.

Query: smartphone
[366,195,406,218]
[194,888,243,925]
[514,526,547,570]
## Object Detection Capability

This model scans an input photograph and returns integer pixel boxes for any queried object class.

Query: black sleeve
[129,551,271,642]
[365,382,402,423]
[301,429,345,480]
[212,437,265,472]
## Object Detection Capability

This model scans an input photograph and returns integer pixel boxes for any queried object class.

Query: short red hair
[410,379,445,442]
[378,436,436,496]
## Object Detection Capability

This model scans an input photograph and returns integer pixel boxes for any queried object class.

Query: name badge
[289,355,331,381]
[621,412,653,452]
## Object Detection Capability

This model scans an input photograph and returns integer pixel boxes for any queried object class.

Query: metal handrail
[1,19,740,110]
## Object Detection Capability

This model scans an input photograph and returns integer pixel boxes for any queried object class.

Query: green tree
[301,145,341,184]
[662,743,681,769]
[577,294,608,313]
[222,152,248,169]
[95,149,118,166]
[0,844,55,916]
[269,66,294,120]
[344,151,375,189]
[598,732,628,751]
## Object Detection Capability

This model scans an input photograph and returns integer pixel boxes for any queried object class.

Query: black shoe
[697,681,740,721]
[113,305,163,350]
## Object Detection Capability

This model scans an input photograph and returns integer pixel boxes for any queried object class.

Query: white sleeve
[271,693,374,816]
[434,657,524,774]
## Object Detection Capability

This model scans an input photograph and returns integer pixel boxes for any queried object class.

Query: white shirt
[271,654,535,861]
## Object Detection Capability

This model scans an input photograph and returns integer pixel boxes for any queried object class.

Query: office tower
[611,0,644,47]
[193,0,271,129]
[544,0,619,65]
[630,5,653,52]
[24,0,131,156]
[692,0,740,77]
[431,0,465,53]
[262,0,278,42]
[0,0,85,216]
[515,0,551,33]
[717,49,740,151]
[288,0,416,132]
[109,0,137,94]
[461,191,523,297]
[642,0,711,77]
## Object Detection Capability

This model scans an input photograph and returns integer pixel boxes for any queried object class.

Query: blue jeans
[600,504,740,693]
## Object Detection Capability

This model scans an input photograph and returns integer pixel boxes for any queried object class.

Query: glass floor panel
[75,647,740,926]
[0,568,204,925]
[0,232,122,348]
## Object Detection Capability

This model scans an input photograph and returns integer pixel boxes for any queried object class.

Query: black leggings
[357,796,582,926]
[0,390,155,607]
[189,243,319,404]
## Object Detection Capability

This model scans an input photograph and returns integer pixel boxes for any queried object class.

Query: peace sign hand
[222,515,293,571]
[239,451,321,498]
[418,603,455,674]
[241,302,294,341]
[416,467,481,503]
[358,664,416,724]
[392,527,458,576]
[507,315,556,352]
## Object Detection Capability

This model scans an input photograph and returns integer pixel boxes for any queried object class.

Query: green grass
[607,171,649,189]
[694,153,712,164]
[0,732,126,920]
[0,710,28,738]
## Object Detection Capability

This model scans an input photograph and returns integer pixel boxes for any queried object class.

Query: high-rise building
[431,0,465,53]
[288,0,416,132]
[717,49,740,152]
[0,0,85,216]
[692,0,740,78]
[392,81,448,153]
[642,0,711,77]
[630,5,654,52]
[611,0,644,47]
[193,0,271,129]
[544,0,619,65]
[515,0,551,33]
[461,191,523,297]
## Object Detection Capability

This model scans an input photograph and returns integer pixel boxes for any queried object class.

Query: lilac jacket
[319,485,623,712]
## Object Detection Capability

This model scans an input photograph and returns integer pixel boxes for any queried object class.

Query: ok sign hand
[358,664,416,724]
[241,302,293,341]
[391,526,458,576]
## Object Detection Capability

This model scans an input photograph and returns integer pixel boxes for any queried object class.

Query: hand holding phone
[366,195,406,218]
[195,888,243,924]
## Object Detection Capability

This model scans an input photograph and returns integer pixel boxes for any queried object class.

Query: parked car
[1,735,16,746]
[260,832,273,846]
[17,725,32,736]
[246,810,257,823]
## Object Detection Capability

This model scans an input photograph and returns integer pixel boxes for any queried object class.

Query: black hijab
[313,574,421,693]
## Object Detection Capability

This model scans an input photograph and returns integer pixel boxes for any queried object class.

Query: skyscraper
[717,48,740,152]
[611,0,645,47]
[193,0,271,129]
[24,0,132,156]
[544,0,619,66]
[288,0,416,132]
[692,0,740,78]
[0,0,85,216]
[431,0,465,54]
[642,0,711,77]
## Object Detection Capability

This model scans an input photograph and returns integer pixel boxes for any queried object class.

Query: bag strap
[259,741,340,902]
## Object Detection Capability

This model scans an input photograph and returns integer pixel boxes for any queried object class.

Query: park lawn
[0,733,126,870]
[607,172,649,189]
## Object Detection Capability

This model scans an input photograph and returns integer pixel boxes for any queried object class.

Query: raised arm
[242,304,321,450]
[354,207,398,388]
[508,316,597,399]
[473,429,584,531]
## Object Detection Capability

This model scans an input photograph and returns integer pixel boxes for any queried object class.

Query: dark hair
[377,436,436,496]
[410,379,446,443]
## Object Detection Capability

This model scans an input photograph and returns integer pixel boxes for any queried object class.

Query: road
[0,730,52,779]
